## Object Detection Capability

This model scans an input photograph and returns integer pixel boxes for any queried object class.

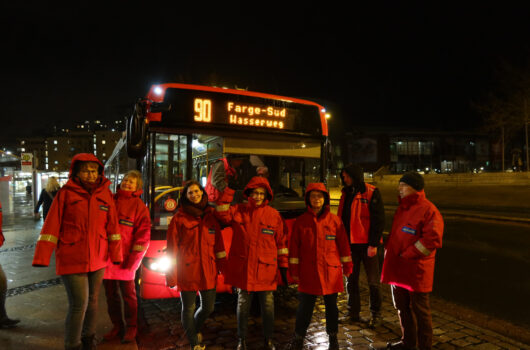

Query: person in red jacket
[0,201,20,328]
[166,180,227,350]
[215,176,288,350]
[204,155,244,203]
[378,172,444,350]
[286,183,353,350]
[337,164,385,327]
[32,153,122,350]
[102,170,151,344]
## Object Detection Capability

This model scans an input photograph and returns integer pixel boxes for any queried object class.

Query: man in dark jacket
[337,164,385,327]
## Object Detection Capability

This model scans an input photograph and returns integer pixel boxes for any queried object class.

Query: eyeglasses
[251,191,266,197]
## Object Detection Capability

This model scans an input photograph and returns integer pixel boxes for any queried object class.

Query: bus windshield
[150,132,321,229]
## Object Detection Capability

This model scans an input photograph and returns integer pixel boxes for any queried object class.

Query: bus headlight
[146,256,172,273]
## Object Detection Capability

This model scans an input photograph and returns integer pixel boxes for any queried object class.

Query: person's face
[309,191,325,211]
[398,182,417,199]
[77,163,99,183]
[120,176,138,191]
[342,171,353,186]
[250,187,267,206]
[186,184,204,204]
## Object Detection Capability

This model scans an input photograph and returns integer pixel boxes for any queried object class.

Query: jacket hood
[69,153,104,178]
[341,163,365,191]
[115,188,143,199]
[304,182,330,207]
[243,176,273,202]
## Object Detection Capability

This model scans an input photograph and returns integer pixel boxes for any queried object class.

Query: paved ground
[1,193,529,349]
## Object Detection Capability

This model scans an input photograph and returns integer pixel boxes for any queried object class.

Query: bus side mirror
[127,99,148,159]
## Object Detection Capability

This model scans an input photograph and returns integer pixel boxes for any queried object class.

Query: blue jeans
[295,292,338,336]
[237,289,274,339]
[180,289,216,346]
[61,268,105,348]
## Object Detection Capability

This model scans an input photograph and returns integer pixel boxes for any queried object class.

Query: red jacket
[32,153,122,275]
[337,183,375,244]
[205,158,236,202]
[166,205,226,291]
[288,183,353,295]
[381,190,444,292]
[104,189,151,281]
[216,176,288,291]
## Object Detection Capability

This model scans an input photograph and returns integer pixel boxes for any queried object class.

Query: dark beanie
[399,172,424,191]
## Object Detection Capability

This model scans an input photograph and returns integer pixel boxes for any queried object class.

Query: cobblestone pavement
[136,284,530,350]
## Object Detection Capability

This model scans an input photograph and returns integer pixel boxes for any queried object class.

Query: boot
[264,338,276,350]
[284,334,304,350]
[103,324,121,341]
[328,333,339,350]
[81,335,97,350]
[237,338,247,350]
[368,314,382,328]
[122,326,137,343]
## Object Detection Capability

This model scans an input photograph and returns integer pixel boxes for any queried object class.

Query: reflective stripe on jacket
[166,206,226,291]
[104,189,151,281]
[381,190,444,292]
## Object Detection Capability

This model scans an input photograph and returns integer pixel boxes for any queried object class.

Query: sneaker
[103,325,121,341]
[122,326,137,343]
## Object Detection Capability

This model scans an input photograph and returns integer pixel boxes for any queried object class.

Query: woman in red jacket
[286,183,353,350]
[32,153,122,350]
[102,170,151,343]
[215,176,288,350]
[0,201,20,328]
[166,180,227,350]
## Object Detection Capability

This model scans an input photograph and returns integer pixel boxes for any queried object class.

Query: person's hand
[367,246,378,257]
[342,261,353,276]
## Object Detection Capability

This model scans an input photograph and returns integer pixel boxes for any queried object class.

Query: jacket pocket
[98,231,109,262]
[257,254,278,285]
[60,222,82,244]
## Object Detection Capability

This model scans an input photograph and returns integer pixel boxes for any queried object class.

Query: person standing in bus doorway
[0,201,20,329]
[205,154,245,203]
[215,176,289,350]
[285,183,352,350]
[34,176,61,220]
[166,180,227,350]
[102,170,151,344]
[338,164,385,327]
[32,153,123,350]
[375,172,444,350]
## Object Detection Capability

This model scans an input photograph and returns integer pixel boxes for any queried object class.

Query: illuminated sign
[159,88,322,135]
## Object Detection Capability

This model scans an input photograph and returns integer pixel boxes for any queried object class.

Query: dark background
[1,2,529,141]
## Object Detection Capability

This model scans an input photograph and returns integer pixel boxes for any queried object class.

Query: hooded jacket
[288,183,353,295]
[215,176,288,291]
[104,188,151,281]
[166,193,227,292]
[381,190,444,292]
[337,164,385,246]
[32,153,122,275]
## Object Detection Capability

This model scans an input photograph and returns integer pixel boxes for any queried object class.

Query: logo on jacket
[119,219,134,227]
[401,226,416,235]
[99,205,109,212]
[261,228,274,235]
[208,228,216,234]
[360,198,369,203]
[326,235,336,240]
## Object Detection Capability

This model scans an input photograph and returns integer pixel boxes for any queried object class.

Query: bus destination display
[161,88,322,134]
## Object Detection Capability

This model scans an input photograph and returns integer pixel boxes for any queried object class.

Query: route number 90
[194,98,212,122]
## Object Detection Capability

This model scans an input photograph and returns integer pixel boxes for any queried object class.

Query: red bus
[105,83,330,299]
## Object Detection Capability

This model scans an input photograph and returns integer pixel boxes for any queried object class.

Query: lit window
[21,140,25,145]
[54,140,57,144]
[21,148,25,152]
[102,140,106,144]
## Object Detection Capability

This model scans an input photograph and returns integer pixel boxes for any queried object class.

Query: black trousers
[294,292,338,337]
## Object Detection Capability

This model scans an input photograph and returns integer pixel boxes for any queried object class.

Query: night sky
[1,2,529,143]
